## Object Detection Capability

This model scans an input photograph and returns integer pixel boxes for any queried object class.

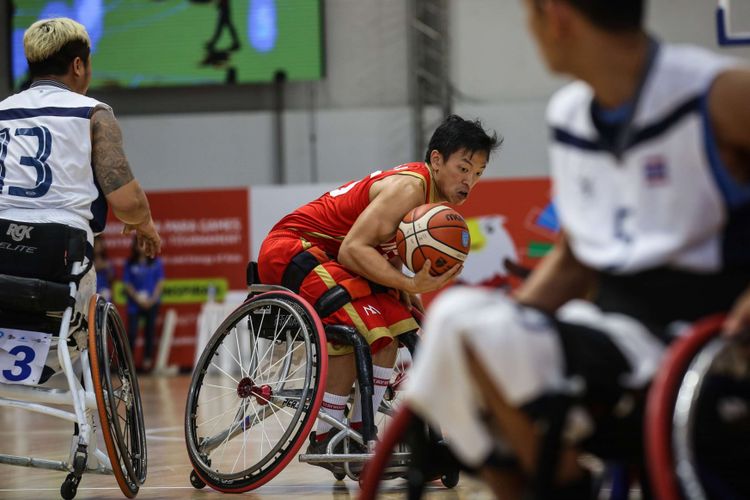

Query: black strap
[315,285,352,318]
[281,250,322,293]
[281,248,395,318]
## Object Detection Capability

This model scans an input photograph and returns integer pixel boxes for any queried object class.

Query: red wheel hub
[237,377,273,405]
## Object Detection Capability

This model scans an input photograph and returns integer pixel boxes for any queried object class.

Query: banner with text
[101,188,250,369]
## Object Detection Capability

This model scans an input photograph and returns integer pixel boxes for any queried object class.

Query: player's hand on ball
[408,259,462,294]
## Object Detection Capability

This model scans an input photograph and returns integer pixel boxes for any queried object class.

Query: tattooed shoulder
[91,107,134,195]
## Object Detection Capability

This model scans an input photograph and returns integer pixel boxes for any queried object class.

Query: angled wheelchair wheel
[88,295,147,498]
[360,405,415,499]
[646,314,750,500]
[185,291,328,492]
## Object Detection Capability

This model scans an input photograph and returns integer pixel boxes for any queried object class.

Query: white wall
[5,0,750,189]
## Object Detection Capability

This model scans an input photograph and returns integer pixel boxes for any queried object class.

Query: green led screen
[11,0,324,89]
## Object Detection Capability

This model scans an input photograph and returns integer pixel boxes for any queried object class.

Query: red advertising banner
[424,177,558,305]
[99,188,250,369]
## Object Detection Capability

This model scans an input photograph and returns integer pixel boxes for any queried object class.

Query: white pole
[154,308,178,375]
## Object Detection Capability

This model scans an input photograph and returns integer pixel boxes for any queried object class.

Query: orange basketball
[396,203,470,276]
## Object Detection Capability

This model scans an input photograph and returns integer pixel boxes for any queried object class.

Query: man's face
[431,148,488,205]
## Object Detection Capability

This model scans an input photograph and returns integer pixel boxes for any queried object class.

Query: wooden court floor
[0,375,493,499]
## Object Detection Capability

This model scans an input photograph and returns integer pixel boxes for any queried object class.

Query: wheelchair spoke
[221,340,246,379]
[256,336,305,383]
[203,382,237,392]
[217,400,248,468]
[231,401,250,473]
[234,325,247,379]
[203,390,240,405]
[197,403,244,429]
[210,361,239,384]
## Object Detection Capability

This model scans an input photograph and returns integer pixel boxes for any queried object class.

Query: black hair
[28,39,90,78]
[425,115,502,164]
[552,0,644,32]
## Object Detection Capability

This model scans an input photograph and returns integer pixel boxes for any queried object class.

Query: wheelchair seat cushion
[0,218,88,283]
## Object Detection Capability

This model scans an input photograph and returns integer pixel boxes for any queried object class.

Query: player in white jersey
[0,18,160,381]
[403,1,750,497]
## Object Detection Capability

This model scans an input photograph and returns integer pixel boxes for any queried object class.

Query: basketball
[396,203,471,276]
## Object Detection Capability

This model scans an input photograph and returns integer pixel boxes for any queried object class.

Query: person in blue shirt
[123,236,165,371]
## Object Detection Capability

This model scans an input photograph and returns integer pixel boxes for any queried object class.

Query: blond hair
[24,18,90,63]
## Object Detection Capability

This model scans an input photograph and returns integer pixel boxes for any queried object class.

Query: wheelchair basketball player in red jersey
[257,115,500,470]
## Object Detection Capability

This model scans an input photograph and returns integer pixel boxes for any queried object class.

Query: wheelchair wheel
[185,291,328,492]
[87,295,147,498]
[645,314,750,500]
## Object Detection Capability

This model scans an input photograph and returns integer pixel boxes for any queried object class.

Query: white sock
[350,364,393,427]
[316,392,349,437]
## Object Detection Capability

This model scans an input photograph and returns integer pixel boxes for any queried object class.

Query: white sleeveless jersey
[547,43,750,274]
[0,80,111,243]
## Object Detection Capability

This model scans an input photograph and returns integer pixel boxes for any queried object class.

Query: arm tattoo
[91,108,135,194]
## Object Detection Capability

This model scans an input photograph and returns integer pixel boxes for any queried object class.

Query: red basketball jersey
[272,162,438,258]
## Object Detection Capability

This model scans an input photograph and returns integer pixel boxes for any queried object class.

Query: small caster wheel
[190,469,206,489]
[441,469,459,489]
[333,471,346,481]
[61,474,79,500]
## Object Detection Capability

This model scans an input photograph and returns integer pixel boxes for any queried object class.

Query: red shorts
[257,230,419,356]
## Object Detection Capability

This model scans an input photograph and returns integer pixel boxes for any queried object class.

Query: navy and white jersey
[0,80,110,244]
[548,42,750,276]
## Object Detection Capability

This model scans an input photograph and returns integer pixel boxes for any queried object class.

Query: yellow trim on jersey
[389,317,419,336]
[312,265,396,356]
[394,164,438,204]
[302,231,345,241]
[395,171,426,184]
[313,266,370,335]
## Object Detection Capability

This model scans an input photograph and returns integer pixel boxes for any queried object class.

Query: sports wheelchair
[360,314,750,499]
[184,261,459,492]
[0,220,146,499]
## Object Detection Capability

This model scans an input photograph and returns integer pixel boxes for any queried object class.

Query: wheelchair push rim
[185,290,328,492]
[87,294,147,498]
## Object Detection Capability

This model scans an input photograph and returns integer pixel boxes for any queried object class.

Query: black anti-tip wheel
[190,469,207,489]
[60,474,79,500]
[441,469,459,489]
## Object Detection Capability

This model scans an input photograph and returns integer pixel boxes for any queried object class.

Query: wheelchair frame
[0,261,146,499]
[185,272,456,493]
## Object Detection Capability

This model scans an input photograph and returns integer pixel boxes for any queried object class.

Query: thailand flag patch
[644,156,668,185]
